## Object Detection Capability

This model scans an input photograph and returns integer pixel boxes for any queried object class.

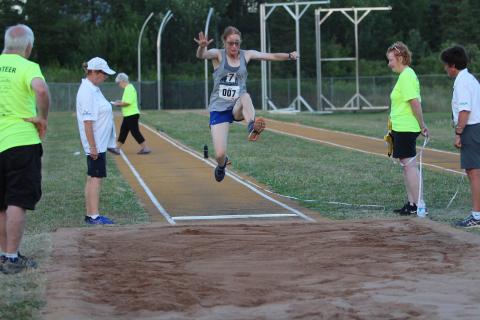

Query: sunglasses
[226,41,241,47]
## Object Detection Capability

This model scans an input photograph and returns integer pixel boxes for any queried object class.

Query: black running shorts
[391,131,420,159]
[0,144,43,211]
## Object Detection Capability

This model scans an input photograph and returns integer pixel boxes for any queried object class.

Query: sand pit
[43,219,480,320]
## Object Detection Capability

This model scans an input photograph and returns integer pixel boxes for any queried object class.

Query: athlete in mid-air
[195,26,298,182]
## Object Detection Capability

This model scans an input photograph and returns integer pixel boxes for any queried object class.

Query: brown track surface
[264,118,462,174]
[42,114,480,319]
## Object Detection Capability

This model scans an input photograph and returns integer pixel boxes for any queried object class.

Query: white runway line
[119,149,176,225]
[142,123,315,223]
[172,213,299,221]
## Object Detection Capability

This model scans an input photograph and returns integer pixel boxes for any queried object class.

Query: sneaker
[1,253,37,274]
[394,202,417,216]
[85,215,115,225]
[248,118,266,141]
[214,157,229,182]
[137,147,151,155]
[455,215,480,228]
[107,148,121,155]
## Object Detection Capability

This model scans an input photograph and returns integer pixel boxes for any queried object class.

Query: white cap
[115,72,129,83]
[87,57,116,75]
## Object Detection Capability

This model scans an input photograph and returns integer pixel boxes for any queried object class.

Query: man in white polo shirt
[441,45,480,228]
[76,57,116,225]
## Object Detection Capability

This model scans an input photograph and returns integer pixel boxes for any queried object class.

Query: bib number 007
[219,84,239,101]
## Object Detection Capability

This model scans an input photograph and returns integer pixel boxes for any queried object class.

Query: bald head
[3,24,34,57]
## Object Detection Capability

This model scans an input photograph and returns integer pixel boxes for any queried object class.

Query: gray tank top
[209,49,248,112]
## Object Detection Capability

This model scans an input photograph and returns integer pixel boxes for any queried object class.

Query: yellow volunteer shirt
[0,54,44,152]
[121,84,139,117]
[390,67,421,132]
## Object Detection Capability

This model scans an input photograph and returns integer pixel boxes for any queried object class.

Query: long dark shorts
[460,123,480,169]
[0,144,43,211]
[391,131,420,159]
[118,114,145,145]
[87,152,107,178]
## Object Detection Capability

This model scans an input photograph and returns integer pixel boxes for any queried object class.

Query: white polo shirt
[452,68,480,125]
[76,78,114,154]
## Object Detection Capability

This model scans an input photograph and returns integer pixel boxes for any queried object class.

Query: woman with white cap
[111,72,151,154]
[76,57,116,225]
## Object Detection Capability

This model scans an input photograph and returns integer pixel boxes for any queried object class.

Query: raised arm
[194,31,219,60]
[245,50,299,63]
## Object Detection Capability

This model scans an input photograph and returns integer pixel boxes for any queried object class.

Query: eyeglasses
[226,41,241,47]
[392,46,401,53]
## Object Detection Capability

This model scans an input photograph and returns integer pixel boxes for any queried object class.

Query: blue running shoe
[85,215,115,225]
[214,156,229,182]
[455,215,480,228]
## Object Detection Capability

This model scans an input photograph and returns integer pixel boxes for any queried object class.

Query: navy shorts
[87,152,107,178]
[391,131,420,159]
[0,144,43,211]
[209,110,234,126]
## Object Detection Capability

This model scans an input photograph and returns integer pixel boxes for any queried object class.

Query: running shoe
[248,118,266,141]
[214,157,229,182]
[394,202,417,216]
[1,253,37,274]
[85,215,115,225]
[137,147,151,155]
[107,148,121,155]
[455,215,480,228]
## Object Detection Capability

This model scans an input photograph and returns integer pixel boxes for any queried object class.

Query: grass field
[0,110,474,319]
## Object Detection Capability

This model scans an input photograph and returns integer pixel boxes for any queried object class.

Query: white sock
[87,214,99,219]
[471,211,480,220]
[5,252,18,259]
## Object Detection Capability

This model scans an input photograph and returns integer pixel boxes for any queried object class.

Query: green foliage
[2,0,480,81]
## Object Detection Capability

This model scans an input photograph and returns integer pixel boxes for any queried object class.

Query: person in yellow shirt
[386,42,429,216]
[111,73,150,154]
[0,24,50,274]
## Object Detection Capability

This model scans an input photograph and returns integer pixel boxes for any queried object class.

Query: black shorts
[391,131,420,159]
[87,152,107,178]
[0,144,43,211]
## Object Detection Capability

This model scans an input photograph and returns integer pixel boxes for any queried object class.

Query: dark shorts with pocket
[391,131,420,159]
[460,123,480,169]
[87,152,107,178]
[0,144,43,211]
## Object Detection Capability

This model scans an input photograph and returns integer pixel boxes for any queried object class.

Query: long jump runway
[42,115,480,319]
[112,119,315,224]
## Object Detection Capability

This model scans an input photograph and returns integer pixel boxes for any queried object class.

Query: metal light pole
[203,8,214,110]
[137,12,154,109]
[156,10,173,110]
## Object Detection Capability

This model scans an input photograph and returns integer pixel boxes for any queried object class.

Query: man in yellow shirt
[0,24,50,274]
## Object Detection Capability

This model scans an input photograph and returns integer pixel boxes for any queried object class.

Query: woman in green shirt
[112,73,150,154]
[386,42,429,216]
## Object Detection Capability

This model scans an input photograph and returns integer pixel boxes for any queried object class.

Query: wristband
[288,53,292,60]
[455,131,462,136]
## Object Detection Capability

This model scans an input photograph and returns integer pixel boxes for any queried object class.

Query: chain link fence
[48,74,458,113]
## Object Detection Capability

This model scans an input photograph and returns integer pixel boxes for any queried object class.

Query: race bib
[219,84,239,101]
